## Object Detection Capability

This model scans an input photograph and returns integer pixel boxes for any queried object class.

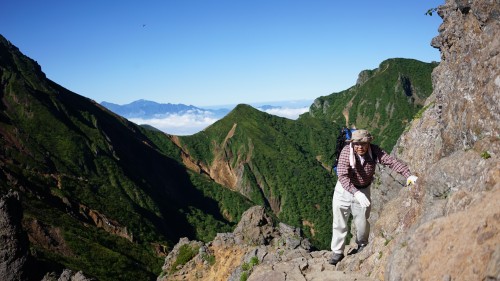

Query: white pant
[331,180,371,254]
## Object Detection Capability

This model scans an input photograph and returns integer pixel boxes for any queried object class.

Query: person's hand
[354,191,370,207]
[406,175,418,186]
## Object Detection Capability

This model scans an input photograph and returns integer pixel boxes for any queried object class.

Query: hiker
[328,129,418,265]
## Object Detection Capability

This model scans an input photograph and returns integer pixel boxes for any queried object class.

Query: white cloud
[127,106,310,136]
[128,111,219,136]
[259,107,309,120]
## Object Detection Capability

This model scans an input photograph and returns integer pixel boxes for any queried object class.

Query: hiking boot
[357,244,367,253]
[328,253,344,265]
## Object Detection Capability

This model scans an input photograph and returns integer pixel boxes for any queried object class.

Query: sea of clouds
[129,106,310,136]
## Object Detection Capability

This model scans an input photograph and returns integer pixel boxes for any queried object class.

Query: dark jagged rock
[0,190,30,281]
[232,205,278,246]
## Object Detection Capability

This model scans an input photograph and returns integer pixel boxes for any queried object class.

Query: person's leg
[330,181,352,265]
[331,198,350,253]
[351,186,371,247]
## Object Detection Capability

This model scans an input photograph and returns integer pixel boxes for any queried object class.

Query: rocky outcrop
[0,190,30,281]
[41,269,94,281]
[356,69,374,86]
[158,206,374,281]
[79,204,133,242]
[158,206,378,281]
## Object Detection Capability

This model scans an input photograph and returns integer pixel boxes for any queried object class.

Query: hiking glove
[354,191,370,207]
[406,175,418,186]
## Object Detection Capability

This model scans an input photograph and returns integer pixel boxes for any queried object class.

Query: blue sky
[1,0,443,107]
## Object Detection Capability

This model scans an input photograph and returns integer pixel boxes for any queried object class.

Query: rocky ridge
[158,206,375,281]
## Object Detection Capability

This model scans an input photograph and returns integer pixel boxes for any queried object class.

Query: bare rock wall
[360,0,499,280]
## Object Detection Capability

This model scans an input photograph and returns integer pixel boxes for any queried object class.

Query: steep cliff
[386,0,499,279]
[338,0,499,280]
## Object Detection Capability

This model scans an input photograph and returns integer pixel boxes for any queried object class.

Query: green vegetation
[425,7,439,16]
[414,102,435,120]
[241,256,259,271]
[240,272,249,281]
[0,36,253,281]
[172,59,437,250]
[309,58,437,151]
[178,105,338,248]
[170,244,200,273]
[240,256,259,281]
[481,151,491,159]
[201,253,216,266]
[25,197,163,280]
[0,35,437,280]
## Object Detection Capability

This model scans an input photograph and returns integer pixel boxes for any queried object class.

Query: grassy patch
[170,244,200,273]
[481,151,491,159]
[240,256,259,280]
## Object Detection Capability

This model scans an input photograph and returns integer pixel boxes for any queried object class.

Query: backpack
[331,127,355,175]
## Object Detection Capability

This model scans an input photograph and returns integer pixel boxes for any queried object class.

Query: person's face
[353,142,369,155]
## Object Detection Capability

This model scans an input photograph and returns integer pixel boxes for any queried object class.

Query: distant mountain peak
[99,99,216,119]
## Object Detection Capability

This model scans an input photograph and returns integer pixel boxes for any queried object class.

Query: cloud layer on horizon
[259,106,309,120]
[128,106,309,135]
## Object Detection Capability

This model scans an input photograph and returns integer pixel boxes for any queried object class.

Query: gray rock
[233,206,278,246]
[485,245,500,281]
[0,190,29,281]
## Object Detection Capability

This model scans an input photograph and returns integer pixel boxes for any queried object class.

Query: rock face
[0,191,30,281]
[337,0,500,280]
[389,0,499,280]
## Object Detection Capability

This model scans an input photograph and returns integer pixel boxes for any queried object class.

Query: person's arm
[372,145,411,178]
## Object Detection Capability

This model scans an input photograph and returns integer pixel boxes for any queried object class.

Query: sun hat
[347,129,374,143]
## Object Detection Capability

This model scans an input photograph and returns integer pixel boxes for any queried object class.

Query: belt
[354,183,371,189]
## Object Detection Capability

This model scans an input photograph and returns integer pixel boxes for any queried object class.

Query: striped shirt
[337,144,411,194]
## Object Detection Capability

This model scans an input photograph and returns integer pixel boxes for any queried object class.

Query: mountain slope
[309,58,437,151]
[164,59,437,250]
[0,35,253,280]
[166,104,337,248]
[0,35,438,279]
